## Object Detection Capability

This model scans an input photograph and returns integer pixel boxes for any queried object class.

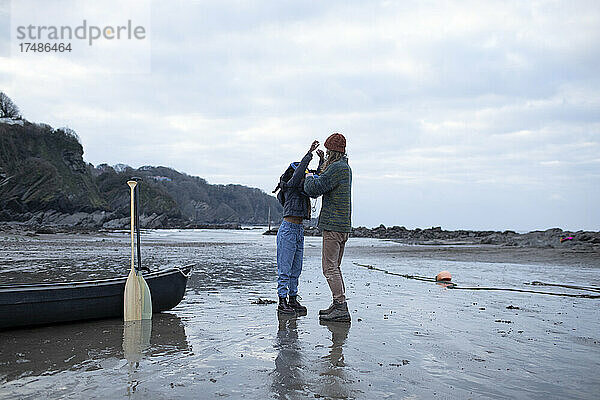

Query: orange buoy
[436,271,452,282]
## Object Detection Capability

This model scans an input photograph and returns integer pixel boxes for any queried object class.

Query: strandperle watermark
[16,19,146,46]
[9,0,151,73]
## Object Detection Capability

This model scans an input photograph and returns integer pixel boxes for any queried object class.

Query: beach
[1,229,599,399]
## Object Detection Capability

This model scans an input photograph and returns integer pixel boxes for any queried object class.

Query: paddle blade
[138,273,153,320]
[124,268,142,321]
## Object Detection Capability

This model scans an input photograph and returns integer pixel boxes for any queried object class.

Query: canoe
[0,265,193,330]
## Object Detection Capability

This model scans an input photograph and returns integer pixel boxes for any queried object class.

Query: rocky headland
[0,118,282,232]
[265,225,600,249]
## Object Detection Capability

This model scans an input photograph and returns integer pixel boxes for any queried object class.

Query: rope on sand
[353,263,600,299]
[526,281,600,293]
[353,263,436,282]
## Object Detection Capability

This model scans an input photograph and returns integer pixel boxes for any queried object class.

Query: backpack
[273,164,295,206]
[272,162,318,207]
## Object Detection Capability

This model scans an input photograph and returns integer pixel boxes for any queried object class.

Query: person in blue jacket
[272,140,323,315]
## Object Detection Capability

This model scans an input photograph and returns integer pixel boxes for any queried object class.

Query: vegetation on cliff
[0,121,105,216]
[0,97,282,227]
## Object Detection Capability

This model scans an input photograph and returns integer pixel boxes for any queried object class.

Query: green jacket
[304,157,352,233]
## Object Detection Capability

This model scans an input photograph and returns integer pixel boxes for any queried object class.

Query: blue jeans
[276,220,304,298]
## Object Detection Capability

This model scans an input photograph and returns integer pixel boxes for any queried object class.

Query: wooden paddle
[124,180,152,321]
[134,182,152,319]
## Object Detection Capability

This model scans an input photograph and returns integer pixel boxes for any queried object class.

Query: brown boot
[319,302,336,316]
[319,301,351,322]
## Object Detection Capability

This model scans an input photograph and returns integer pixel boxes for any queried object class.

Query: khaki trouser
[322,230,350,303]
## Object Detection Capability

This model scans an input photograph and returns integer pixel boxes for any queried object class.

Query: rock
[480,233,506,245]
[544,227,563,235]
[139,213,158,227]
[35,227,56,234]
[41,210,61,224]
[147,214,167,229]
[578,233,594,241]
[90,210,112,225]
[304,226,322,236]
[340,225,599,248]
[59,212,92,226]
[24,211,44,226]
[102,217,130,229]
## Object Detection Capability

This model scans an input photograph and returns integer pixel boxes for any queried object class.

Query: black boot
[288,295,307,314]
[278,297,296,315]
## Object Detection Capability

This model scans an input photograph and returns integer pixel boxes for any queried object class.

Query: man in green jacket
[304,133,352,322]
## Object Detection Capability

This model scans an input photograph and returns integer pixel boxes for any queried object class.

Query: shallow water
[0,229,599,399]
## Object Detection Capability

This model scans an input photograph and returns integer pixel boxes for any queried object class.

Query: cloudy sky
[1,0,599,231]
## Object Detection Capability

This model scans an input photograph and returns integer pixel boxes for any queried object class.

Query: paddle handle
[127,181,137,274]
[135,184,142,272]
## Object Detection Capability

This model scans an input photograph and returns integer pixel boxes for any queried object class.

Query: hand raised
[316,149,324,159]
[309,140,320,152]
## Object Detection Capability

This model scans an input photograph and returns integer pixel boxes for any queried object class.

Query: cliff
[0,119,282,230]
[0,121,105,216]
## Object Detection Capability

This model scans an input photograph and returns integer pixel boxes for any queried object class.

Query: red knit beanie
[324,133,346,153]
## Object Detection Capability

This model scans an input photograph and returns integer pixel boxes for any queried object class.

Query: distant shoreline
[1,218,599,250]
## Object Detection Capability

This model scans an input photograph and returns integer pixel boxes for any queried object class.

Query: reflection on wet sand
[123,320,152,363]
[271,314,306,399]
[123,320,152,396]
[270,316,355,399]
[0,313,190,384]
[318,320,352,399]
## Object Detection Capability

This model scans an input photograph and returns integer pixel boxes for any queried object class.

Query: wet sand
[1,230,599,399]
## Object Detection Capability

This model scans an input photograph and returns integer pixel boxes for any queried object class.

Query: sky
[0,0,599,231]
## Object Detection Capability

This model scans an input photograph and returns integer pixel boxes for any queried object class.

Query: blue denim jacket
[278,151,313,220]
